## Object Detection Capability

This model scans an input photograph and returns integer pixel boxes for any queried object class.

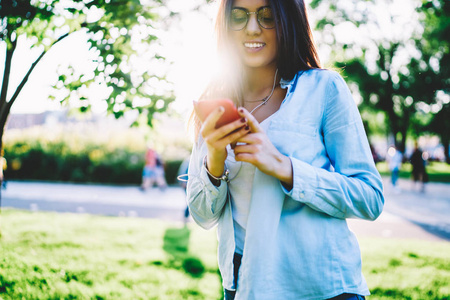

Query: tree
[415,0,450,163]
[0,0,175,154]
[310,0,435,153]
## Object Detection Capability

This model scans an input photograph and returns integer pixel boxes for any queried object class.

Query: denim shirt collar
[280,70,304,94]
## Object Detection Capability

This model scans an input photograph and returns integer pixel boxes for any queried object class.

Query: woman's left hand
[234,107,293,187]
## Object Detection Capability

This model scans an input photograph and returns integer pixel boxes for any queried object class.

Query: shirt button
[299,192,305,198]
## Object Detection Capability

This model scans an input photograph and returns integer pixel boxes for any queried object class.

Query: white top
[227,117,273,254]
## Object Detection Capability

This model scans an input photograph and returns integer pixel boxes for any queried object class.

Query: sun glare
[6,0,220,116]
[167,2,220,114]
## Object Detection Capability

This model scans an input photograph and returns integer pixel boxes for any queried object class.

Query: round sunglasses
[230,6,275,31]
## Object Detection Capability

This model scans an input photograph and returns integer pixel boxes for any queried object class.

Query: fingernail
[219,106,225,112]
[240,117,246,123]
[245,125,250,130]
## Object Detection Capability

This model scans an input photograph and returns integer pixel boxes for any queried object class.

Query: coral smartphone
[193,99,241,128]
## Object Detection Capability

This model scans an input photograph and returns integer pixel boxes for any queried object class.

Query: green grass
[359,238,450,299]
[1,209,449,299]
[377,161,450,183]
[0,209,222,300]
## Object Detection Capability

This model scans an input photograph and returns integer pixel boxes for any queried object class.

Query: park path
[2,178,449,242]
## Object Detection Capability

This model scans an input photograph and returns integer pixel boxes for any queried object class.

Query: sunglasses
[230,6,275,31]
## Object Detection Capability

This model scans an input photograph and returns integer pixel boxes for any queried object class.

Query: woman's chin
[241,58,276,69]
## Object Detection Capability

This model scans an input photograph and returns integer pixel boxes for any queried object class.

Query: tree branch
[3,33,70,117]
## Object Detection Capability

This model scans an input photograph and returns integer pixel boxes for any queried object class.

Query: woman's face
[229,0,278,70]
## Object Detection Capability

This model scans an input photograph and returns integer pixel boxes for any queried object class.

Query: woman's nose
[245,14,262,35]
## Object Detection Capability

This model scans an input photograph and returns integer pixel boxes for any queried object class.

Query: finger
[234,152,257,164]
[233,144,257,155]
[216,125,250,149]
[201,106,225,134]
[235,132,264,145]
[237,107,264,133]
[208,117,248,142]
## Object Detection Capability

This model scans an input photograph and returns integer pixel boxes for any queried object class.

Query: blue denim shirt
[187,69,384,300]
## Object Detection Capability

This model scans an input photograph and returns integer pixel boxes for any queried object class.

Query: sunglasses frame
[229,6,276,31]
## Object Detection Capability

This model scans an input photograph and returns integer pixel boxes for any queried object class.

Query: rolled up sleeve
[186,139,228,229]
[281,72,384,220]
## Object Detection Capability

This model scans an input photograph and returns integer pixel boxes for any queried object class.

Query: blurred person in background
[186,0,384,299]
[154,153,168,191]
[177,157,191,225]
[140,146,167,191]
[0,149,7,189]
[387,145,403,193]
[410,142,428,193]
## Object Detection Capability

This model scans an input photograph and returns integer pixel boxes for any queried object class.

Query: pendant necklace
[248,69,279,115]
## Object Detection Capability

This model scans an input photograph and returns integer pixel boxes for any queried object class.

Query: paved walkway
[2,178,449,242]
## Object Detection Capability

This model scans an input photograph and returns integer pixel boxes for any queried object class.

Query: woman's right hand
[200,106,249,178]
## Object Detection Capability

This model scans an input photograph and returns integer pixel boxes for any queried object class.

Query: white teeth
[244,42,264,48]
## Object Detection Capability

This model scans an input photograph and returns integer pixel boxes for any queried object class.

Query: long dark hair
[190,0,321,139]
[216,0,321,81]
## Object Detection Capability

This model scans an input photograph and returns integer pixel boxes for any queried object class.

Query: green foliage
[2,126,188,185]
[312,0,449,155]
[415,0,450,163]
[4,138,143,184]
[376,161,450,183]
[0,0,175,153]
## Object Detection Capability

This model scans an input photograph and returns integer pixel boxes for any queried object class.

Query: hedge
[3,139,185,186]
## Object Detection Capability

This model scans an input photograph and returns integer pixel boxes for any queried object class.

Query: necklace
[248,69,279,115]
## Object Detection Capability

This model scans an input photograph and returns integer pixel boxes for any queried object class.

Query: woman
[186,0,384,299]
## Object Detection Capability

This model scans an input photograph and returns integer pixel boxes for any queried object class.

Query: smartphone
[193,98,241,128]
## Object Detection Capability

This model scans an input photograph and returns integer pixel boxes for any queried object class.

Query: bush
[3,126,189,185]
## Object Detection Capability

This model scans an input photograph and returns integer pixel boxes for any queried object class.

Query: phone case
[193,99,241,128]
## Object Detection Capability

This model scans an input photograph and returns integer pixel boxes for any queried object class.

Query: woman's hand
[200,106,250,179]
[234,108,293,187]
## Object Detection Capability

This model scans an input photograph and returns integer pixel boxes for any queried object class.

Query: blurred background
[0,0,449,299]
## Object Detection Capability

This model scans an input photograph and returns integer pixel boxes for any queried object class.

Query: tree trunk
[386,109,400,147]
[0,40,16,105]
[0,39,17,153]
[399,128,407,155]
[0,117,5,154]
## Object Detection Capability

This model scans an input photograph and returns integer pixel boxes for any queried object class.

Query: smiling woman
[185,0,384,299]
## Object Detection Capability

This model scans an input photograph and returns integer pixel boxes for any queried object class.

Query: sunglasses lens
[230,8,248,30]
[258,7,275,29]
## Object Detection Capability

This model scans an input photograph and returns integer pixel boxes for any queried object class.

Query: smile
[244,42,265,49]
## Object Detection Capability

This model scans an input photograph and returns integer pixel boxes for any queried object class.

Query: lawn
[377,161,450,183]
[1,209,449,299]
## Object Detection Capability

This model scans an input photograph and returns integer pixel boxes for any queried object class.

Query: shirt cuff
[280,157,317,202]
[200,160,228,213]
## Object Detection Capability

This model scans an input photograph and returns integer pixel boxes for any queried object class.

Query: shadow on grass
[411,220,450,241]
[163,227,206,278]
[163,227,191,255]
